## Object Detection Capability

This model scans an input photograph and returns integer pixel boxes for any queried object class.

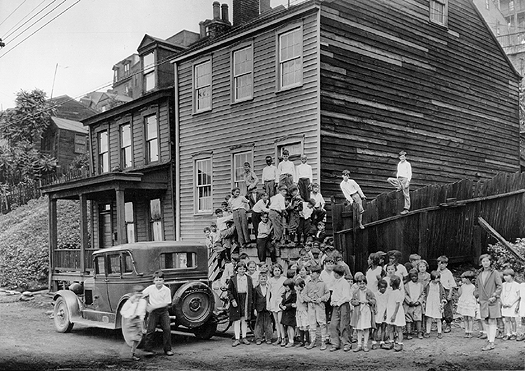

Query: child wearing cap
[501,268,521,340]
[304,265,330,350]
[387,150,412,215]
[253,270,273,345]
[329,265,352,352]
[340,170,366,229]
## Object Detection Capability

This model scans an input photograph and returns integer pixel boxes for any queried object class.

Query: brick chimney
[233,0,259,26]
[204,2,232,39]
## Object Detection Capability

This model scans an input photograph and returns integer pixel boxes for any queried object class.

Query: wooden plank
[477,217,525,263]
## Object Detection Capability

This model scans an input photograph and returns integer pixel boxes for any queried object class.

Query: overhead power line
[0,0,81,60]
[3,0,57,41]
[0,0,28,28]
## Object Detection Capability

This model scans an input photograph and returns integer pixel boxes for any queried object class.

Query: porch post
[48,198,57,292]
[79,194,88,273]
[115,189,126,245]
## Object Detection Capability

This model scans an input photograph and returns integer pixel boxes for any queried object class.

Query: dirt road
[1,292,524,371]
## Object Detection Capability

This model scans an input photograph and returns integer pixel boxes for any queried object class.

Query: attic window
[430,0,448,27]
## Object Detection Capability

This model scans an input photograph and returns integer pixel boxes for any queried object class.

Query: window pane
[146,116,157,139]
[125,202,134,222]
[123,253,133,273]
[150,199,161,220]
[196,159,212,212]
[99,131,108,153]
[145,71,155,91]
[195,61,211,111]
[149,139,158,162]
[121,124,131,146]
[152,221,163,241]
[108,254,120,274]
[160,253,197,269]
[96,256,105,275]
[279,29,301,88]
[143,52,154,73]
[126,224,135,243]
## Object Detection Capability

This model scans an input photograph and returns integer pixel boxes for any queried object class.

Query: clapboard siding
[177,12,320,240]
[319,0,520,213]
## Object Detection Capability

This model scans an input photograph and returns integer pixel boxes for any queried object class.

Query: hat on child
[311,247,321,254]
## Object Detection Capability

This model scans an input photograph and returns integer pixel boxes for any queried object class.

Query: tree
[0,89,55,146]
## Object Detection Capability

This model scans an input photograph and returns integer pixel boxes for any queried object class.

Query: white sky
[0,0,290,109]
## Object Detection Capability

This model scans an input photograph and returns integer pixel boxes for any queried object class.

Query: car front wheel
[54,297,74,333]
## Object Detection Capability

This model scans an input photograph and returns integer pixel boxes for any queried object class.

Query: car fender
[115,293,133,329]
[54,290,82,323]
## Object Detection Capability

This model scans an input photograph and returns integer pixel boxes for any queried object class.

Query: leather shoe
[165,351,174,356]
[241,338,250,345]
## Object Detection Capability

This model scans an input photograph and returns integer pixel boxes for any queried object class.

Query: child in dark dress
[280,278,297,348]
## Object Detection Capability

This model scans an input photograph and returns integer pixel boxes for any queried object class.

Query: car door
[91,254,112,313]
[106,251,137,312]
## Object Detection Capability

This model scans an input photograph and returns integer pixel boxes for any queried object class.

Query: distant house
[42,29,200,290]
[172,0,521,241]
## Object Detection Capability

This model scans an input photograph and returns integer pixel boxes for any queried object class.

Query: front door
[99,204,113,248]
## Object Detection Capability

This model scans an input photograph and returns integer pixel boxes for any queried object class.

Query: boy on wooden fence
[387,150,412,215]
[340,170,366,229]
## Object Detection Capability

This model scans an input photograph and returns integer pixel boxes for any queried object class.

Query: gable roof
[51,116,87,134]
[49,95,98,121]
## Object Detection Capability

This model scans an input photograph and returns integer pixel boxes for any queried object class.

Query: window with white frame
[278,28,302,89]
[195,158,212,213]
[98,130,109,174]
[125,202,135,243]
[143,52,155,92]
[233,151,253,184]
[124,63,130,76]
[120,123,132,169]
[145,115,158,163]
[430,0,448,26]
[277,141,303,162]
[149,198,163,241]
[233,46,253,102]
[194,60,211,112]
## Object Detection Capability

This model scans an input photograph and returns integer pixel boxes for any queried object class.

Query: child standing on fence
[457,271,477,338]
[340,169,366,229]
[387,150,412,215]
[501,268,521,340]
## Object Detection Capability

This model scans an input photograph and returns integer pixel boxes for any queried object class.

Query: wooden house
[172,0,521,241]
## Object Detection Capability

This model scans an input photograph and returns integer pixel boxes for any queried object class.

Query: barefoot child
[456,271,477,338]
[374,279,389,350]
[304,265,330,350]
[267,263,287,345]
[404,269,424,339]
[501,268,521,340]
[120,285,147,361]
[423,270,447,339]
[386,275,406,351]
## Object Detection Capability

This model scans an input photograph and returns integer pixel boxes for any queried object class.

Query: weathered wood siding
[319,0,520,210]
[177,11,320,240]
[58,130,86,168]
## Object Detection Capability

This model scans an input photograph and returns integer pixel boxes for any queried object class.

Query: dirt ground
[1,292,524,371]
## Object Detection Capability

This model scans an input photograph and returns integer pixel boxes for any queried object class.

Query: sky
[0,0,291,110]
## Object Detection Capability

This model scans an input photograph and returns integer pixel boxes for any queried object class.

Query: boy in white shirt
[329,265,352,351]
[387,150,412,215]
[277,150,296,190]
[437,255,457,333]
[296,154,313,201]
[340,170,366,229]
[142,271,174,356]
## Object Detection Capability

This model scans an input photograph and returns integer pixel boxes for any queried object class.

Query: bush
[487,238,525,281]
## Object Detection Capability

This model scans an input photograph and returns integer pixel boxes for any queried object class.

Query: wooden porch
[41,167,169,291]
[332,171,525,273]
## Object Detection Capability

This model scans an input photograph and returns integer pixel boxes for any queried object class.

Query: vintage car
[53,241,221,342]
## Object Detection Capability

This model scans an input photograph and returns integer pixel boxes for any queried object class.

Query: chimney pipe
[213,1,220,20]
[199,21,207,38]
[260,0,272,14]
[221,3,229,23]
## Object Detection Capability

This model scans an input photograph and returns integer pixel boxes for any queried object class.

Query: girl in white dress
[501,268,521,340]
[423,270,447,339]
[456,271,477,338]
[267,263,287,344]
[373,279,389,350]
[385,275,406,351]
[365,253,383,292]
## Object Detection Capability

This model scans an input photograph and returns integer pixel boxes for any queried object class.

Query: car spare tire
[173,281,214,328]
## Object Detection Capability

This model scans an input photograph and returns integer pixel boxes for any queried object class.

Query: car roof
[92,241,205,256]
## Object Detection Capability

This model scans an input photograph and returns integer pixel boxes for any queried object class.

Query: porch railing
[54,248,96,271]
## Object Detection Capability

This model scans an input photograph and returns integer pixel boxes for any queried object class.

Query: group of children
[222,248,525,353]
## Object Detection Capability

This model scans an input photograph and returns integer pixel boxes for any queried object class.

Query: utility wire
[3,0,57,41]
[0,0,81,60]
[3,0,67,45]
[0,0,28,28]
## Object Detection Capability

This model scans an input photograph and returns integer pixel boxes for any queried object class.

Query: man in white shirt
[277,150,295,190]
[340,170,366,229]
[387,150,412,215]
[261,156,278,198]
[296,154,313,201]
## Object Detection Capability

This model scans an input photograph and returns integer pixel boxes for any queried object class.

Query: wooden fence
[0,181,42,214]
[332,171,525,274]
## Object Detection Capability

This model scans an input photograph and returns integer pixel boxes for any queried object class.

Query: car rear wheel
[54,297,74,333]
[173,282,214,329]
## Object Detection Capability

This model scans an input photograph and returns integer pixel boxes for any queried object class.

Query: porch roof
[41,170,168,200]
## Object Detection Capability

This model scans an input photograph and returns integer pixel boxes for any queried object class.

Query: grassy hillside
[0,197,82,290]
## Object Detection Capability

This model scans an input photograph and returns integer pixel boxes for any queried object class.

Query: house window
[124,63,130,76]
[232,151,253,184]
[233,46,253,102]
[145,115,158,163]
[149,198,163,241]
[125,202,135,243]
[74,134,85,153]
[277,141,303,162]
[143,52,155,92]
[278,28,302,89]
[98,130,109,174]
[195,158,212,213]
[510,0,515,11]
[113,69,118,83]
[430,0,448,26]
[194,60,211,112]
[486,0,490,9]
[507,15,516,28]
[120,123,132,169]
